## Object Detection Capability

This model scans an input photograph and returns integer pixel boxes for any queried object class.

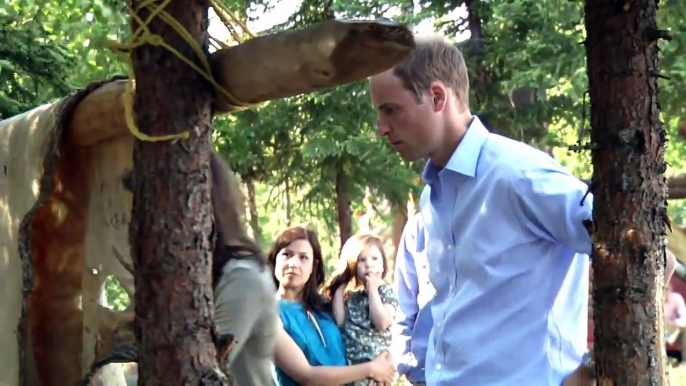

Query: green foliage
[1,0,128,119]
[214,0,422,260]
[105,275,131,312]
[3,0,686,282]
[0,12,75,118]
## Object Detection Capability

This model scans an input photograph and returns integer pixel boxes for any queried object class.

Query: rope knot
[107,0,257,143]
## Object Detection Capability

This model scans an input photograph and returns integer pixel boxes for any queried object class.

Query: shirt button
[436,363,442,370]
[446,245,453,251]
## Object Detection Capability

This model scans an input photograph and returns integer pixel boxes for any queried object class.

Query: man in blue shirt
[390,213,435,385]
[369,36,676,385]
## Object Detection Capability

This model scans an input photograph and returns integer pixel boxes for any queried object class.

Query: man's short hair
[393,35,469,107]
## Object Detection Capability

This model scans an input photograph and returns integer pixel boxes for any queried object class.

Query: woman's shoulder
[278,299,336,324]
[222,259,273,285]
[277,300,305,323]
[223,258,262,273]
[278,299,302,309]
[216,260,275,302]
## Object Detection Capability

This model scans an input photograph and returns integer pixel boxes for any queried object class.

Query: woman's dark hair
[267,226,329,314]
[210,154,265,289]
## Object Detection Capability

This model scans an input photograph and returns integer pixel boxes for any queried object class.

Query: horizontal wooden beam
[68,19,415,146]
[211,19,415,112]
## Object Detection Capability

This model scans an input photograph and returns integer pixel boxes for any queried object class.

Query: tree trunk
[283,177,292,227]
[129,0,225,384]
[388,201,408,283]
[585,1,668,384]
[244,177,261,244]
[335,162,352,249]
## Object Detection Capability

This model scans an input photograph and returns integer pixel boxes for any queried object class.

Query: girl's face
[274,238,315,292]
[355,245,384,281]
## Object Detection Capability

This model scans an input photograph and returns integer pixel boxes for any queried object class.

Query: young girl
[323,233,399,386]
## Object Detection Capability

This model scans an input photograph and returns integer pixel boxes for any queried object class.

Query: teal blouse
[275,299,347,386]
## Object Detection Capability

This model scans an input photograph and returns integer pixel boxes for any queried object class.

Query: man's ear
[428,82,447,112]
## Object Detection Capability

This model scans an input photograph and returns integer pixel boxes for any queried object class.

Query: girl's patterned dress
[342,284,399,386]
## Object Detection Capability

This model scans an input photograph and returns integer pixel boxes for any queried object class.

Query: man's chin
[398,150,424,162]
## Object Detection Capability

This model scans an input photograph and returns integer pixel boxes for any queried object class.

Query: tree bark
[585,1,668,385]
[583,174,686,199]
[335,162,352,249]
[244,176,261,245]
[388,201,408,283]
[129,0,225,384]
[283,177,292,227]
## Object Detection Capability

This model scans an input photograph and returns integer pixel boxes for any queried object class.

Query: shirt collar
[422,116,489,183]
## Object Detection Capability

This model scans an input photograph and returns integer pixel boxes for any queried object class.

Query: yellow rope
[211,0,255,42]
[107,0,256,142]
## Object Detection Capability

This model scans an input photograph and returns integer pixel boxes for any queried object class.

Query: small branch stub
[646,27,673,42]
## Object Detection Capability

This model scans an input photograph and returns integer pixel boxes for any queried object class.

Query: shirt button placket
[446,243,455,292]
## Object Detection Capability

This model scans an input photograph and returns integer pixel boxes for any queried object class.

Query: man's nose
[377,117,390,136]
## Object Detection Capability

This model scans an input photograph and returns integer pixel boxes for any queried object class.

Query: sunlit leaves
[1,0,128,118]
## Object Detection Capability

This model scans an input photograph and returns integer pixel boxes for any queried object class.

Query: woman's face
[274,238,315,291]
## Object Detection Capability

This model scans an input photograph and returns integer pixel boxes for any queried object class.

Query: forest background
[3,0,686,312]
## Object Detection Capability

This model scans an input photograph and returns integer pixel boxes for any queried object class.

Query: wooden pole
[128,0,226,383]
[585,1,668,384]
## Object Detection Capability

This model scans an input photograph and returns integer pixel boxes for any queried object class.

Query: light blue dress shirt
[390,213,435,383]
[420,117,592,386]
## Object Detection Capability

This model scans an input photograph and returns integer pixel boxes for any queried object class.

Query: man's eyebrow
[378,102,395,110]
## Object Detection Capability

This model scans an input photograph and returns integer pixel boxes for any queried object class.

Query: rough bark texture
[388,202,408,283]
[585,1,668,385]
[283,178,292,227]
[335,162,352,250]
[129,0,225,384]
[582,175,686,199]
[244,177,261,244]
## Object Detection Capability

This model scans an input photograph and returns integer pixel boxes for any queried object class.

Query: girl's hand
[364,273,383,292]
[367,351,395,384]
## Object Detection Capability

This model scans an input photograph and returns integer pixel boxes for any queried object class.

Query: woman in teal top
[268,227,396,386]
[276,299,347,385]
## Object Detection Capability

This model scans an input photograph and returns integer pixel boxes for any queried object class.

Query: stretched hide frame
[0,19,415,384]
[0,76,136,386]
